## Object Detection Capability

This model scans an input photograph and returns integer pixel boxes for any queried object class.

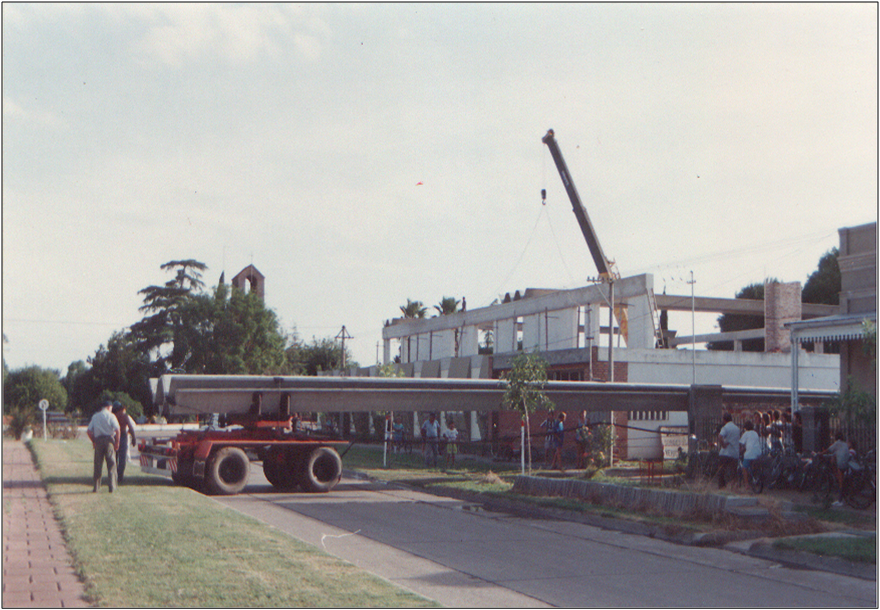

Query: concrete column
[687,385,723,454]
[624,295,655,350]
[765,281,802,353]
[800,405,829,453]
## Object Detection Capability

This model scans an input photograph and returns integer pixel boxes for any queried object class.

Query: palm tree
[434,296,461,316]
[400,299,428,319]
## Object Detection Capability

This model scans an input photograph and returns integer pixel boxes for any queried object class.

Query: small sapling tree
[502,351,554,474]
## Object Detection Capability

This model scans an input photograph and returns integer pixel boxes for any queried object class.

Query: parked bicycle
[845,449,876,510]
[763,449,808,491]
[807,451,876,509]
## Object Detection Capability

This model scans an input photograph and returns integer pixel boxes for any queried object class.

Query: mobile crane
[542,129,629,342]
[542,129,619,281]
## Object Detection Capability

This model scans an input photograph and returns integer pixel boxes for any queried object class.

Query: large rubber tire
[263,448,299,490]
[207,447,250,495]
[299,446,343,493]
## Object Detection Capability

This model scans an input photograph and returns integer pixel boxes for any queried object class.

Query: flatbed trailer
[140,374,352,495]
[139,422,348,494]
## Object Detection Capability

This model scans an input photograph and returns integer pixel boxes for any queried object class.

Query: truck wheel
[299,446,342,493]
[263,448,299,490]
[207,447,250,495]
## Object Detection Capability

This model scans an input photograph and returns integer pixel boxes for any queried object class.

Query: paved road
[215,469,876,608]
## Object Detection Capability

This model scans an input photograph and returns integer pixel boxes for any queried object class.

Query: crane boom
[542,129,615,279]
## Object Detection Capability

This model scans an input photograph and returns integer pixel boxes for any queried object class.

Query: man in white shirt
[717,412,740,489]
[421,413,441,467]
[87,399,121,493]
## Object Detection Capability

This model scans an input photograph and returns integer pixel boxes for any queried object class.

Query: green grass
[29,438,436,608]
[793,504,877,530]
[774,535,876,564]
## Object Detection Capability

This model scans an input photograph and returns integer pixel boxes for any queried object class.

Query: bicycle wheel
[748,461,764,494]
[766,455,784,489]
[815,468,834,507]
[845,471,875,510]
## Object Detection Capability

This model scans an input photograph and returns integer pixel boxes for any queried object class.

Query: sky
[3,3,877,375]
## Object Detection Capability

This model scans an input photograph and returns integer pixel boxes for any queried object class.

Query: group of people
[420,412,459,469]
[541,412,568,471]
[86,399,137,492]
[716,410,854,505]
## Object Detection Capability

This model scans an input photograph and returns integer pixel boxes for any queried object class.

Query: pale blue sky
[3,3,876,373]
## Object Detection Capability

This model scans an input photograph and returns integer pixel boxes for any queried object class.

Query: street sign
[38,399,49,442]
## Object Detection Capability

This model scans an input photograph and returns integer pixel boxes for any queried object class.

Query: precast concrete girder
[154,374,692,417]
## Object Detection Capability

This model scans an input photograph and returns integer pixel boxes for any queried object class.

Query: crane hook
[541,188,546,205]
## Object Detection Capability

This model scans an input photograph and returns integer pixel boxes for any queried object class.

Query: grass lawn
[29,438,436,608]
[774,535,877,564]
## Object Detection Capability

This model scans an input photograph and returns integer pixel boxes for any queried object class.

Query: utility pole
[609,278,615,383]
[336,325,352,376]
[688,271,696,385]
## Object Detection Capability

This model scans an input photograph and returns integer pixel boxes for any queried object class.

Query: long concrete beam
[382,274,653,340]
[155,374,691,416]
[656,294,837,318]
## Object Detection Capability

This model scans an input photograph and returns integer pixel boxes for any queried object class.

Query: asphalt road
[214,467,877,608]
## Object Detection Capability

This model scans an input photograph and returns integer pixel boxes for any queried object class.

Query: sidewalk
[3,440,90,608]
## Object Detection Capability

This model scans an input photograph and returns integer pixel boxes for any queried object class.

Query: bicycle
[738,457,764,493]
[844,450,876,510]
[764,449,808,490]
[809,452,875,509]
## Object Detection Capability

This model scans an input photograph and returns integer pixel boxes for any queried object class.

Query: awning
[786,312,876,344]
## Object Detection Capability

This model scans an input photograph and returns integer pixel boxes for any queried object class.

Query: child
[443,421,459,469]
[392,420,405,453]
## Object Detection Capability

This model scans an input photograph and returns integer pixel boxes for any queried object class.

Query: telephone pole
[336,325,352,375]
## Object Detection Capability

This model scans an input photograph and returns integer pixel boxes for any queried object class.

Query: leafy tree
[479,329,494,355]
[400,299,427,319]
[3,366,67,438]
[502,351,554,474]
[176,282,288,375]
[434,296,460,316]
[802,248,840,305]
[434,296,462,353]
[4,365,67,412]
[709,248,842,352]
[67,332,152,417]
[129,260,208,372]
[288,337,357,376]
[708,281,775,351]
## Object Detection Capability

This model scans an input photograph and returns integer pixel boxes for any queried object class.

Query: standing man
[112,402,137,485]
[717,412,740,489]
[87,399,120,493]
[421,412,441,467]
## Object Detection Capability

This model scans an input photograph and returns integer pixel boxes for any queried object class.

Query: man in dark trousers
[112,401,137,484]
[87,399,120,492]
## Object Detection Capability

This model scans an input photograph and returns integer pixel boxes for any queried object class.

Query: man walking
[87,399,120,492]
[112,401,137,484]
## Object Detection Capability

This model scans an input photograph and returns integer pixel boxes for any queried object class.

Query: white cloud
[130,4,328,67]
[2,97,65,129]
